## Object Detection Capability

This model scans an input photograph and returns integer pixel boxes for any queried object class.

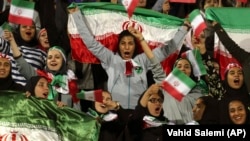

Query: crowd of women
[0,0,250,141]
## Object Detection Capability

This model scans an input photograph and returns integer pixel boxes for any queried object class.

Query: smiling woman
[9,44,79,110]
[0,53,25,91]
[219,63,250,124]
[228,99,248,124]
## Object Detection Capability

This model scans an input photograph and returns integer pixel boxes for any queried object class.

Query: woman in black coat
[0,53,25,92]
[83,90,132,141]
[121,84,169,141]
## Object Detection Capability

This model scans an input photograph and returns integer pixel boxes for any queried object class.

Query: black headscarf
[137,88,166,121]
[0,59,25,92]
[13,24,38,47]
[117,30,139,59]
[220,97,250,124]
[222,71,250,104]
[25,76,45,96]
[173,57,198,83]
[196,95,219,124]
[219,70,250,124]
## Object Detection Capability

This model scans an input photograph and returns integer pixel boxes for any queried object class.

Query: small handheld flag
[77,89,103,103]
[122,0,139,18]
[0,22,12,36]
[181,49,207,77]
[8,0,35,26]
[189,9,207,38]
[162,68,196,101]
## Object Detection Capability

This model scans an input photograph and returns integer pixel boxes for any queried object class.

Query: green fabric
[1,22,12,31]
[51,75,67,88]
[70,2,183,27]
[196,79,209,95]
[0,90,100,141]
[205,7,250,30]
[48,75,67,100]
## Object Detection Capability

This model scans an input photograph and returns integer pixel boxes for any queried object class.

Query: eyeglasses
[148,98,163,104]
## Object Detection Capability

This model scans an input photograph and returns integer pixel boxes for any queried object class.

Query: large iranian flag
[0,90,100,141]
[68,2,183,74]
[205,8,250,80]
[8,0,35,26]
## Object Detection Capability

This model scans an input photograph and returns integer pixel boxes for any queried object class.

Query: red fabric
[70,30,176,76]
[238,0,248,3]
[214,50,240,80]
[36,70,80,103]
[125,60,133,76]
[68,80,79,103]
[126,0,139,18]
[69,34,118,64]
[169,0,196,3]
[162,80,184,102]
[36,69,52,82]
[161,52,179,75]
[94,89,103,103]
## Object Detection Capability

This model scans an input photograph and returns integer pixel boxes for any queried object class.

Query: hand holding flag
[189,9,207,38]
[0,22,12,36]
[8,0,35,26]
[122,0,139,18]
[181,49,207,77]
[77,89,103,103]
[162,68,196,101]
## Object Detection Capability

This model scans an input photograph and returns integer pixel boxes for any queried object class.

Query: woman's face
[162,0,170,14]
[147,94,163,117]
[95,91,112,114]
[0,58,11,78]
[226,67,244,89]
[34,77,49,99]
[47,50,64,71]
[137,0,147,7]
[204,0,218,9]
[175,59,192,77]
[20,24,36,42]
[193,98,206,121]
[229,100,247,125]
[39,30,50,49]
[119,36,136,60]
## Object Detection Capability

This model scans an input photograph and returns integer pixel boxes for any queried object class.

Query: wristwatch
[114,101,120,110]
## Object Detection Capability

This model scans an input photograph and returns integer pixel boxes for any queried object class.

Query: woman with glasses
[120,83,169,141]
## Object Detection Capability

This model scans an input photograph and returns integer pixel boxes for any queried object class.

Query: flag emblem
[8,0,35,26]
[17,9,22,15]
[0,131,28,141]
[162,68,196,101]
[173,81,180,87]
[122,20,143,32]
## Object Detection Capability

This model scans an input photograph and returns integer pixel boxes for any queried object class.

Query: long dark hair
[224,98,250,124]
[197,95,219,124]
[173,57,198,82]
[117,30,139,59]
